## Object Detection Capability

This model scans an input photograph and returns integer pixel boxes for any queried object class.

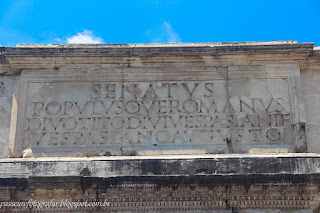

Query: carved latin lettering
[155,130,171,142]
[124,101,140,114]
[24,80,293,152]
[204,83,214,97]
[266,128,282,141]
[90,84,101,99]
[182,83,199,98]
[183,99,198,113]
[45,102,62,115]
[25,118,41,131]
[32,102,44,116]
[105,84,116,98]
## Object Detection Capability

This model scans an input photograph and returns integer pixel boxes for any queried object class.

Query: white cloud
[66,30,104,44]
[54,38,62,43]
[147,21,181,43]
[163,22,181,43]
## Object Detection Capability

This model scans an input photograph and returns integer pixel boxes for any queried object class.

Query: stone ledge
[0,154,320,178]
[2,153,320,161]
[2,174,320,191]
[2,42,314,55]
[1,41,314,74]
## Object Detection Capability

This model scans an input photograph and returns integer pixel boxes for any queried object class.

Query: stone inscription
[24,80,292,154]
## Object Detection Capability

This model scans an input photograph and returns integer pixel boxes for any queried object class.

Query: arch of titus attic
[0,41,320,212]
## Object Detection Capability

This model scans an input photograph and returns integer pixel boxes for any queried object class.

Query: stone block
[306,125,320,153]
[301,68,320,152]
[249,148,289,154]
[0,77,14,158]
[10,64,306,157]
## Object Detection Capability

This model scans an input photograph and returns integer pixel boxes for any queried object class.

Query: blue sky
[0,0,319,46]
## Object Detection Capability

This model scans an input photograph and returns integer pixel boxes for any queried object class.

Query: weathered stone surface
[301,47,320,153]
[0,183,317,212]
[0,41,320,212]
[0,77,15,158]
[0,155,319,212]
[3,41,320,157]
[1,153,320,178]
[1,41,313,75]
[9,63,306,157]
[249,148,289,154]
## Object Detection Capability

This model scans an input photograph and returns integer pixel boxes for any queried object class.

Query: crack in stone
[225,67,234,153]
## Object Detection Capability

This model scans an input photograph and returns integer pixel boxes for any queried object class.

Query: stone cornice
[2,41,314,55]
[0,41,315,75]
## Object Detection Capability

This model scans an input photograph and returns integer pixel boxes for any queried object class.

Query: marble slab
[11,65,306,156]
